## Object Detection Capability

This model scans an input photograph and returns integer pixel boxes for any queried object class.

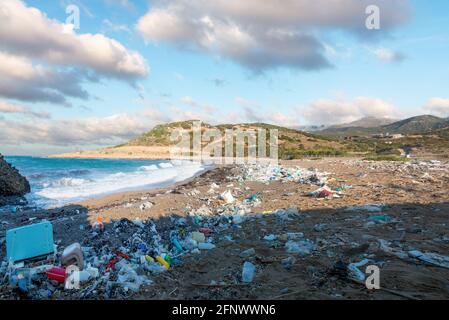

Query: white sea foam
[34,160,206,207]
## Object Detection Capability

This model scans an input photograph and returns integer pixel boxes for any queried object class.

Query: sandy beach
[1,158,449,300]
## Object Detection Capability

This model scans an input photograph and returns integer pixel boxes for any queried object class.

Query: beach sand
[1,158,449,300]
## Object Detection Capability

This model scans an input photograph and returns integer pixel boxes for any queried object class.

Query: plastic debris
[241,261,256,283]
[198,243,216,250]
[263,234,276,241]
[309,185,335,198]
[408,250,449,269]
[368,215,392,223]
[281,256,296,270]
[285,240,315,255]
[46,267,66,284]
[191,231,206,243]
[61,243,84,270]
[139,202,154,211]
[220,190,235,204]
[240,248,256,258]
[347,259,370,281]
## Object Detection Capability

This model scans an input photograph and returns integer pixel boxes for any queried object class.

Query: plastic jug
[61,243,84,270]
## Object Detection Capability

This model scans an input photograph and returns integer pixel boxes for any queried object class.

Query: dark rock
[0,154,30,201]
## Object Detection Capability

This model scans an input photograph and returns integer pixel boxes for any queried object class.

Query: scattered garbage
[347,259,370,281]
[309,186,336,198]
[220,190,235,204]
[1,159,448,299]
[281,256,296,270]
[240,248,256,258]
[191,231,206,243]
[408,250,449,269]
[198,243,216,250]
[139,202,154,211]
[263,234,276,241]
[368,215,392,223]
[346,204,384,213]
[241,261,256,283]
[285,239,315,255]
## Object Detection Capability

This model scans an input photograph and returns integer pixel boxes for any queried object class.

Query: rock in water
[0,154,30,204]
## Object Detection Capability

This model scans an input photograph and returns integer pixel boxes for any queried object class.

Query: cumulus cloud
[137,0,410,72]
[0,0,148,105]
[0,100,50,118]
[0,52,89,105]
[372,47,406,62]
[0,114,147,146]
[180,96,217,113]
[423,98,449,117]
[303,96,396,125]
[235,97,300,127]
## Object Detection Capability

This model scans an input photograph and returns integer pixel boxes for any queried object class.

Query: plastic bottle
[242,261,255,283]
[172,238,183,252]
[156,256,170,270]
[198,242,215,250]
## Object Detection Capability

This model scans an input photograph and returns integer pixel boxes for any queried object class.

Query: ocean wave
[139,164,159,171]
[34,160,206,206]
[158,162,174,169]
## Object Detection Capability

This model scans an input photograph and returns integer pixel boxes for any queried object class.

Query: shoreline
[1,158,449,300]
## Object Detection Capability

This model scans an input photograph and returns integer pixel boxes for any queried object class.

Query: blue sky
[0,0,448,155]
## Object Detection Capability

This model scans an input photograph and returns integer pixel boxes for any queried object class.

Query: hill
[52,120,353,160]
[381,115,449,134]
[330,116,397,129]
[320,115,449,137]
[124,121,350,159]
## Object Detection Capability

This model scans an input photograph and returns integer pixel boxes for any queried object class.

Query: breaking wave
[11,158,208,208]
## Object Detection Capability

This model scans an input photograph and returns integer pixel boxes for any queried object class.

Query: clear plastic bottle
[242,261,255,283]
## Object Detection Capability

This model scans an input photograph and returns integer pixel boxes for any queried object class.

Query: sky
[0,0,448,155]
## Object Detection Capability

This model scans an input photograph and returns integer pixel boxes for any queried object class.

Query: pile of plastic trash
[229,163,329,185]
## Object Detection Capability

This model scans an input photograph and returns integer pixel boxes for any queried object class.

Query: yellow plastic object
[156,256,170,269]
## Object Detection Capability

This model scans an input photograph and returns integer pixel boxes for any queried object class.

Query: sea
[3,156,207,209]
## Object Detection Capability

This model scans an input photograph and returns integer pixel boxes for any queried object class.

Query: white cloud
[303,96,396,125]
[0,51,89,105]
[0,100,50,118]
[137,0,410,72]
[180,96,217,113]
[0,113,147,146]
[102,19,132,34]
[0,0,148,105]
[423,98,449,117]
[235,97,300,127]
[372,47,406,62]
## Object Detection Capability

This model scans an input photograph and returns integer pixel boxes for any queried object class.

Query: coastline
[48,146,172,160]
[1,158,449,300]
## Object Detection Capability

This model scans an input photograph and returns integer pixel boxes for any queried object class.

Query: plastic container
[156,256,170,270]
[242,262,255,283]
[47,266,67,284]
[172,238,183,252]
[61,243,84,269]
[198,242,215,250]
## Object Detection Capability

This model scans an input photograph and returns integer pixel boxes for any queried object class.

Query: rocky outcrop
[0,154,30,205]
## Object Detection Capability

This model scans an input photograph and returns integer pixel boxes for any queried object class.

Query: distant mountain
[381,115,449,134]
[330,116,397,129]
[319,115,449,137]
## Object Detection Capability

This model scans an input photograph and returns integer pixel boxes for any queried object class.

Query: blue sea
[3,156,207,209]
